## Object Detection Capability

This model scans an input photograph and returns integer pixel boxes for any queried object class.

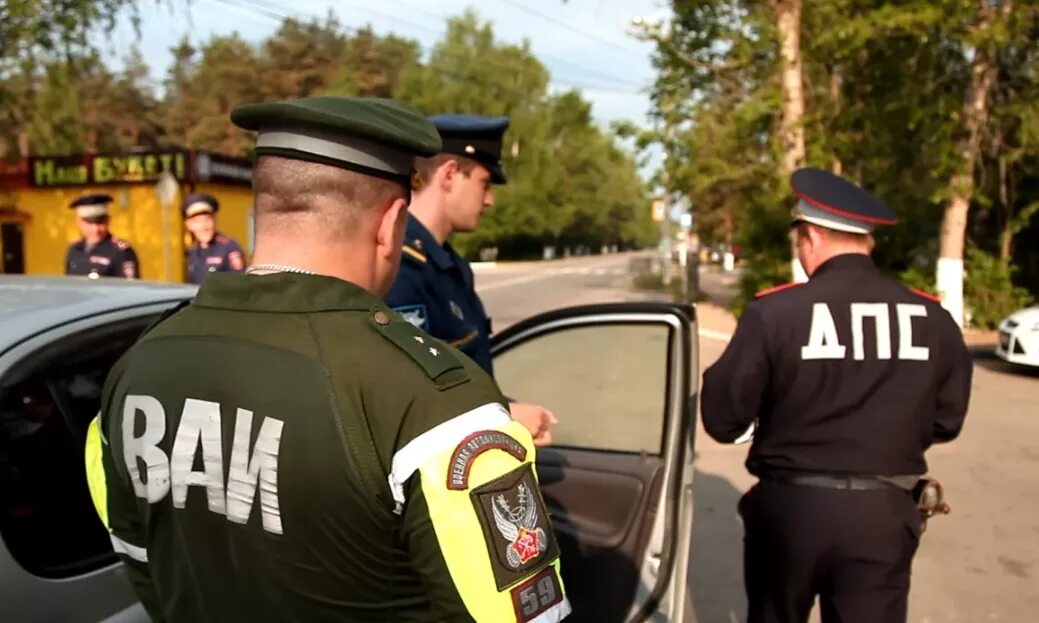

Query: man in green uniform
[84,96,570,623]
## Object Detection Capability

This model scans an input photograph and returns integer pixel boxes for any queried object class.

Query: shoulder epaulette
[371,308,468,390]
[755,282,802,299]
[112,238,129,250]
[401,244,427,264]
[909,287,941,303]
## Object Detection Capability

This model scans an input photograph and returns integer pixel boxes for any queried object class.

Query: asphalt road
[476,252,1039,623]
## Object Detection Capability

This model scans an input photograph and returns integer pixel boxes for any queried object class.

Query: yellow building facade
[0,150,255,283]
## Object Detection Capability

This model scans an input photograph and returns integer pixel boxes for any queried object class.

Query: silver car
[0,276,701,622]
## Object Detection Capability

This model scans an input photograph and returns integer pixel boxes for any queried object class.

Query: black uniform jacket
[702,253,972,478]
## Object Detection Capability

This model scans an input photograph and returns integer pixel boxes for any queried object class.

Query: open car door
[492,302,698,623]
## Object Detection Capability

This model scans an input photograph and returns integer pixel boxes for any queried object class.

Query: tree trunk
[830,67,842,175]
[998,155,1015,265]
[723,199,734,248]
[773,0,807,176]
[936,3,1007,327]
[772,0,808,282]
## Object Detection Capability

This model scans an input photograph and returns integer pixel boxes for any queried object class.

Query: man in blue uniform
[701,168,972,623]
[385,114,557,446]
[182,192,247,284]
[65,193,140,279]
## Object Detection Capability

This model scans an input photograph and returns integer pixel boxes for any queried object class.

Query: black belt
[764,473,911,491]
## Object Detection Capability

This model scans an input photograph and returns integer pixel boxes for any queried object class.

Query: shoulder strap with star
[371,307,468,390]
[401,242,428,265]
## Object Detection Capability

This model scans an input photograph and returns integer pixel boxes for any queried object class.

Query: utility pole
[660,59,677,286]
[660,142,673,285]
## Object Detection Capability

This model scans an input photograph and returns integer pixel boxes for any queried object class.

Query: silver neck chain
[245,263,316,275]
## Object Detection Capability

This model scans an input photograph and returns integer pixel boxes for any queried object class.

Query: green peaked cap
[231,96,442,183]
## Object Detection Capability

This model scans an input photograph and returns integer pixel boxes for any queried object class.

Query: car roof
[0,276,196,354]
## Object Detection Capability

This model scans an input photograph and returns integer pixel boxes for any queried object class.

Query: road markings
[477,261,638,291]
[477,274,549,292]
[698,328,732,343]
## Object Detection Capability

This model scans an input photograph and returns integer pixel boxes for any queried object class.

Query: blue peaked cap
[429,114,510,184]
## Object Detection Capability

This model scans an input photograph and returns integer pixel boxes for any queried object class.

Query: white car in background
[995,305,1039,368]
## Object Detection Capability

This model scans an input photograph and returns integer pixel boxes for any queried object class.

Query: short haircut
[252,156,403,238]
[794,221,873,246]
[412,153,480,191]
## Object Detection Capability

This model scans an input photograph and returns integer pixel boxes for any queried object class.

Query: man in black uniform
[182,192,247,284]
[701,167,972,623]
[65,194,140,279]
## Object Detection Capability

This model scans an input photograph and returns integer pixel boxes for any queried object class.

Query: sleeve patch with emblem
[511,566,565,623]
[448,430,527,490]
[471,463,560,591]
[394,304,429,330]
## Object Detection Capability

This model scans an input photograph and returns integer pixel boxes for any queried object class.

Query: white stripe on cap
[75,205,109,219]
[793,200,873,235]
[257,128,413,177]
[184,201,215,217]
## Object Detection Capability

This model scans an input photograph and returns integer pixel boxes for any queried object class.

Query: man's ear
[439,158,459,191]
[376,196,409,257]
[806,224,824,249]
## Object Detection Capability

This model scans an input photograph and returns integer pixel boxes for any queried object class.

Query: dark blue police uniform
[187,234,246,284]
[64,193,139,279]
[182,192,247,284]
[385,216,494,374]
[65,234,139,279]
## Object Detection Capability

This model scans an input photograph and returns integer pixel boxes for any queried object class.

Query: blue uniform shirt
[186,233,246,284]
[385,216,494,374]
[65,234,139,279]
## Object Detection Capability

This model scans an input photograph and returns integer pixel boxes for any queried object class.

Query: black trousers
[739,480,922,623]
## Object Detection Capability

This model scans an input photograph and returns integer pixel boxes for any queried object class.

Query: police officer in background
[84,96,569,622]
[65,193,139,279]
[183,192,246,284]
[386,114,558,446]
[701,167,972,623]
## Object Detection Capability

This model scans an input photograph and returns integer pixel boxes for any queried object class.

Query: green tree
[399,12,648,259]
[328,27,420,98]
[260,15,346,100]
[159,37,199,149]
[181,34,262,155]
[648,0,1039,319]
[26,61,85,154]
[0,0,149,157]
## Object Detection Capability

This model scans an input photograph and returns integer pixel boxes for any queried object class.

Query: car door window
[491,306,694,623]
[494,323,671,454]
[0,315,157,579]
